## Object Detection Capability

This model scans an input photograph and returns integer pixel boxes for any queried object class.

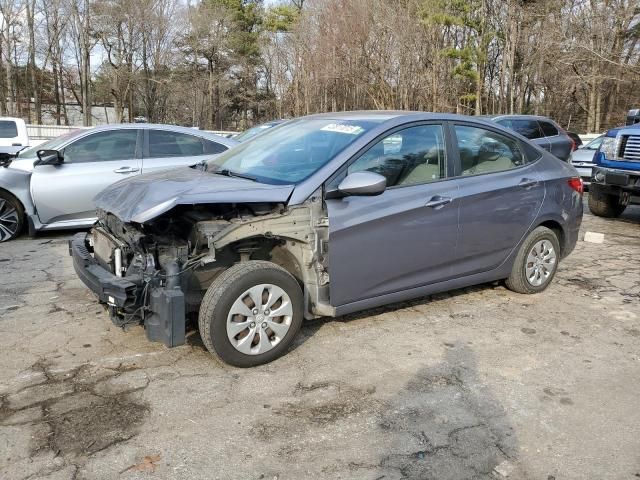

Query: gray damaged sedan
[0,124,237,242]
[70,112,584,367]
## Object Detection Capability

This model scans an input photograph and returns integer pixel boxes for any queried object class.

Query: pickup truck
[0,117,29,164]
[588,123,640,217]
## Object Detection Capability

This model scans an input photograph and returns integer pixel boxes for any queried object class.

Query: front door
[31,129,141,225]
[450,123,545,277]
[326,123,460,307]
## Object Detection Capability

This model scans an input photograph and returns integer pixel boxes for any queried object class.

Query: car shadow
[186,281,507,362]
[307,280,502,326]
[617,203,640,225]
[187,281,506,354]
[375,345,521,479]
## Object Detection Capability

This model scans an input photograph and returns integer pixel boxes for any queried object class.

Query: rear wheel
[0,190,24,242]
[506,226,560,294]
[198,261,303,367]
[588,184,626,218]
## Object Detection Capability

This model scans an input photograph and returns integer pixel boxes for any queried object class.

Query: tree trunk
[0,28,5,115]
[27,0,41,124]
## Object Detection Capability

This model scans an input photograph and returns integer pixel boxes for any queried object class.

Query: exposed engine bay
[83,196,332,347]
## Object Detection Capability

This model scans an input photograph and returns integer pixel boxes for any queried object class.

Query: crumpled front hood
[94,167,294,223]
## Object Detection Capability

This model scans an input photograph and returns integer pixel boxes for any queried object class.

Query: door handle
[425,195,452,209]
[114,166,139,174]
[518,178,539,188]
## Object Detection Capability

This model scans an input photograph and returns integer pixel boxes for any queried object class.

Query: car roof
[301,110,500,124]
[484,114,555,122]
[87,123,238,146]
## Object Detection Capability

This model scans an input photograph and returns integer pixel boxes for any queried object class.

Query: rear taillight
[568,177,583,195]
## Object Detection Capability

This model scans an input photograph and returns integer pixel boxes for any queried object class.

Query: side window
[347,125,447,187]
[539,121,558,137]
[149,130,206,157]
[203,138,228,154]
[498,119,543,140]
[455,125,526,176]
[63,130,138,163]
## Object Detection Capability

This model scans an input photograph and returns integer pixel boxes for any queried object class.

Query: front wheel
[505,226,560,294]
[198,261,304,367]
[0,190,24,242]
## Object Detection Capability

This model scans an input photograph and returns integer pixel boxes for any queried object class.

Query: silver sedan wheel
[525,239,557,287]
[0,198,19,241]
[226,283,294,355]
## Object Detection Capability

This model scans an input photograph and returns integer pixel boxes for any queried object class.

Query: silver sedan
[0,124,237,241]
[570,135,603,184]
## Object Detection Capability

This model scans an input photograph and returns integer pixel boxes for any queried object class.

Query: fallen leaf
[121,454,161,474]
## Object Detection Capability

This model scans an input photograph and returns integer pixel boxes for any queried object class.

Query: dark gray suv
[70,112,583,367]
[487,115,574,162]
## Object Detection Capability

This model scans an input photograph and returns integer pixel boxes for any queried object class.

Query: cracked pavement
[1,200,639,480]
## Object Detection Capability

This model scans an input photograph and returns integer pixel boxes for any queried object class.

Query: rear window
[0,120,18,138]
[203,139,227,154]
[497,119,543,140]
[540,121,559,137]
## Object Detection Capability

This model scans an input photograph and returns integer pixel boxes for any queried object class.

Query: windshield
[18,130,81,158]
[584,136,603,150]
[206,118,381,184]
[234,124,278,142]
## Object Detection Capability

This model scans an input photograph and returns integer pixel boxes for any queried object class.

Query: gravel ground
[0,200,639,480]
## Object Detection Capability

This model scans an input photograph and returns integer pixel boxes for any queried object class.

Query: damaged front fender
[196,196,334,318]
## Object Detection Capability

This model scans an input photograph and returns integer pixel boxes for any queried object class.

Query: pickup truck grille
[621,135,640,161]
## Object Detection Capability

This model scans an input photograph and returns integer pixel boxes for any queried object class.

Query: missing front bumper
[69,232,142,309]
[69,232,186,347]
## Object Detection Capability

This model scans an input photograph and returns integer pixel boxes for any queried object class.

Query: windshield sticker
[320,123,364,135]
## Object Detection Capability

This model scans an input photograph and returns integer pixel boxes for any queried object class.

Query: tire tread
[588,185,626,218]
[505,226,560,294]
[198,260,301,366]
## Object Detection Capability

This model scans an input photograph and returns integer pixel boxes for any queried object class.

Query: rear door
[142,129,228,173]
[31,129,142,225]
[325,123,460,306]
[496,118,550,153]
[450,123,545,277]
[539,120,571,161]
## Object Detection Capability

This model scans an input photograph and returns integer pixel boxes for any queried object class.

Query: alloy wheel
[0,198,19,241]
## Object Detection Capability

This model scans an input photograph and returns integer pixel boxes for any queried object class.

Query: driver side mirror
[34,149,63,167]
[334,171,387,198]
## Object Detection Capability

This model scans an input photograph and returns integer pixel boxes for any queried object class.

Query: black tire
[588,184,626,218]
[0,189,25,242]
[505,226,561,294]
[198,260,304,367]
